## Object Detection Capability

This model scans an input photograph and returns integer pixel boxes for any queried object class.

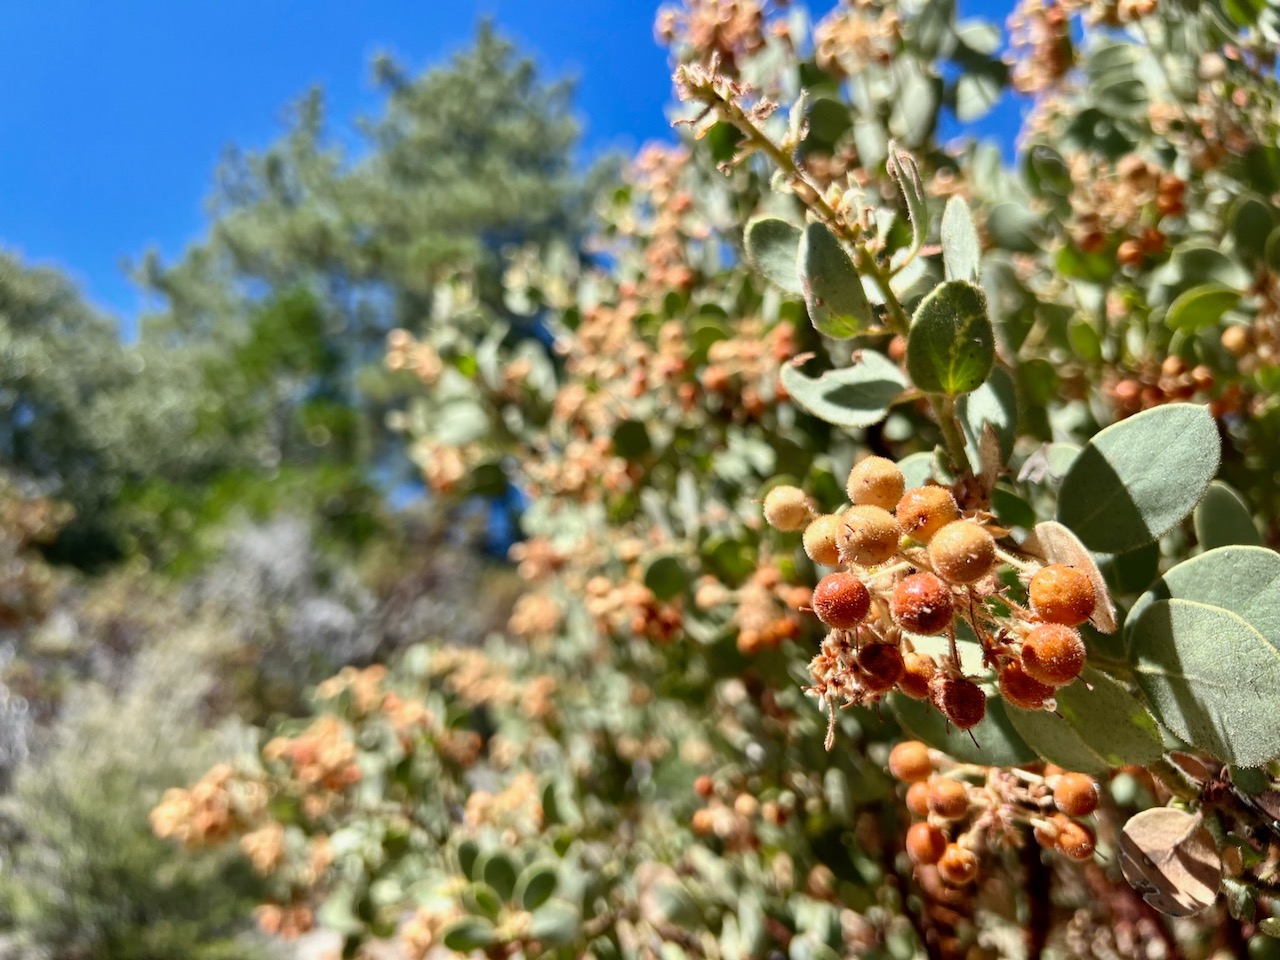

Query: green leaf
[745,217,803,295]
[1230,194,1275,256]
[612,419,652,459]
[954,69,1002,122]
[529,901,580,946]
[780,351,906,428]
[1056,403,1220,553]
[516,862,559,911]
[644,555,687,601]
[442,916,498,951]
[941,196,981,283]
[906,280,995,395]
[890,692,1037,766]
[1166,284,1241,332]
[462,882,504,920]
[1194,480,1261,549]
[986,203,1039,253]
[1125,545,1280,766]
[1005,667,1163,773]
[959,366,1016,474]
[888,146,928,258]
[478,850,519,901]
[798,222,873,339]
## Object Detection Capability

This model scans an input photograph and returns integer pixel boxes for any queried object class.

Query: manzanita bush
[152,1,1280,957]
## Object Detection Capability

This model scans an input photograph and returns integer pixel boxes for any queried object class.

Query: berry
[694,775,715,799]
[937,844,978,885]
[898,651,937,700]
[905,781,930,818]
[1053,773,1099,817]
[928,521,996,585]
[811,573,870,628]
[847,456,905,511]
[1022,624,1087,687]
[896,486,960,543]
[1221,324,1252,358]
[997,660,1055,711]
[838,505,901,567]
[1054,817,1096,861]
[927,777,970,820]
[1029,564,1096,627]
[888,741,933,783]
[931,677,987,730]
[803,513,844,566]
[858,643,905,693]
[906,823,947,865]
[763,485,811,531]
[891,573,954,635]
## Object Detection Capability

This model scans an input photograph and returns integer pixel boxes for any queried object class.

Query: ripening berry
[1029,564,1096,627]
[838,505,901,567]
[931,677,987,730]
[896,486,960,543]
[1022,624,1087,687]
[858,643,905,693]
[803,513,844,566]
[763,485,811,532]
[694,775,715,799]
[847,456,905,511]
[1221,324,1252,358]
[811,573,870,628]
[891,573,954,635]
[927,777,970,820]
[997,660,1055,711]
[691,808,715,836]
[1054,817,1097,861]
[928,521,997,585]
[906,822,947,866]
[898,651,937,700]
[937,844,978,886]
[1053,773,1099,817]
[888,740,933,783]
[905,781,930,818]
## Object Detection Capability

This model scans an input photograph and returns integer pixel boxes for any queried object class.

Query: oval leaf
[941,196,982,282]
[890,692,1037,767]
[906,280,995,396]
[1056,403,1220,553]
[1120,808,1222,917]
[442,916,498,952]
[644,555,687,602]
[1193,480,1261,549]
[745,217,803,295]
[781,351,906,429]
[516,862,559,911]
[888,145,928,256]
[798,222,873,339]
[1166,284,1241,332]
[528,901,580,946]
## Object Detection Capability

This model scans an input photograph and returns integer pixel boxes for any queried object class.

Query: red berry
[931,677,986,730]
[811,573,870,628]
[1054,817,1096,861]
[891,573,953,635]
[898,651,937,700]
[858,643,905,693]
[998,659,1055,711]
[1022,624,1087,687]
[906,822,947,865]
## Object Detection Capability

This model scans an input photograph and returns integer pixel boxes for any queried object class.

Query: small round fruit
[763,485,811,531]
[1029,564,1097,627]
[803,513,844,566]
[838,505,901,567]
[997,660,1055,711]
[905,781,930,818]
[847,456,905,511]
[1054,817,1096,861]
[694,775,715,798]
[931,677,987,730]
[937,844,978,885]
[906,823,947,866]
[898,651,937,700]
[858,643,905,693]
[1053,773,1099,818]
[888,741,933,783]
[811,573,870,629]
[928,521,997,585]
[891,573,954,635]
[1022,624,1087,687]
[896,486,960,543]
[927,777,970,820]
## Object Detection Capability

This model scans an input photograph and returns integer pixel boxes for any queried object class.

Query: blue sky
[0,1,1018,330]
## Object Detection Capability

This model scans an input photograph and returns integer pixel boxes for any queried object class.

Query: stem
[1149,756,1202,803]
[933,394,977,492]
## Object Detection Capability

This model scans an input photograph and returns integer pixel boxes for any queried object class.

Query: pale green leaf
[1194,480,1262,549]
[798,222,873,339]
[745,217,803,295]
[941,196,981,283]
[780,351,906,428]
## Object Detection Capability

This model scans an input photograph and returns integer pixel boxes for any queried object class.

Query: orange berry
[898,651,937,700]
[1029,564,1096,627]
[891,573,953,635]
[847,456,905,511]
[1022,624,1087,687]
[694,775,715,798]
[927,777,970,820]
[858,643,905,693]
[838,505,901,566]
[763,485,811,531]
[888,740,933,783]
[937,844,978,885]
[1055,817,1096,861]
[905,781,931,818]
[803,513,843,566]
[1221,324,1252,357]
[1053,773,1099,817]
[931,677,986,730]
[928,521,996,584]
[1033,816,1060,849]
[906,822,948,865]
[811,573,870,628]
[997,659,1055,711]
[896,486,960,543]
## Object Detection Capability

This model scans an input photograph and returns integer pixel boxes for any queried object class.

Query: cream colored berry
[896,486,960,543]
[763,485,811,532]
[846,456,905,511]
[838,505,900,567]
[928,521,996,584]
[803,513,844,566]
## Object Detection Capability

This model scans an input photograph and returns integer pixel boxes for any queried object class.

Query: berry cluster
[889,741,1100,887]
[764,457,1098,739]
